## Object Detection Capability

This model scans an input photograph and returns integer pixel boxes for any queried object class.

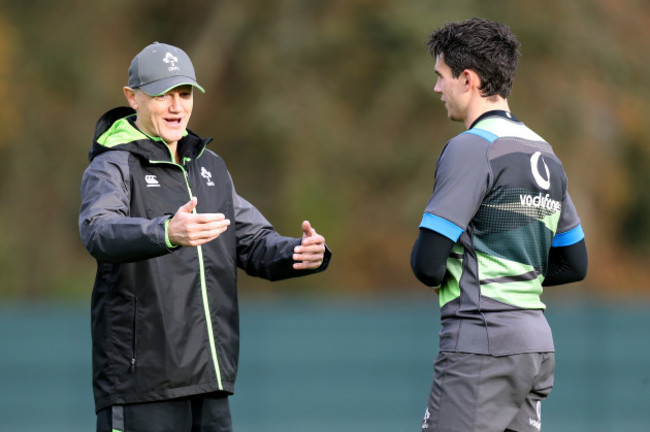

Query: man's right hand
[167,197,230,247]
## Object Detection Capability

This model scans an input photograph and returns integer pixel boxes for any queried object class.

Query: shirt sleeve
[419,134,492,241]
[543,239,588,286]
[411,228,455,287]
[552,190,585,247]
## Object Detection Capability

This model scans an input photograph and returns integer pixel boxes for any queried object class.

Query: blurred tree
[0,0,647,298]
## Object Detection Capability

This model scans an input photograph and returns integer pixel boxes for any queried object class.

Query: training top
[420,110,584,356]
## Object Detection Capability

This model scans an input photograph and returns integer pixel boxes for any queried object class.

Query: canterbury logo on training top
[163,52,180,71]
[145,174,160,188]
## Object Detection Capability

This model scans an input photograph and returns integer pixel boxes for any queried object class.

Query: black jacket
[79,107,330,412]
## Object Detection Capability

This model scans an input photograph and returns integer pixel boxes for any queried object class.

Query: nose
[433,79,442,94]
[168,94,181,112]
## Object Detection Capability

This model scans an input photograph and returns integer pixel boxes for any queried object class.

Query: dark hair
[426,17,520,98]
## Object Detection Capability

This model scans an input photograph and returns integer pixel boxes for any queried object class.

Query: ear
[462,69,482,93]
[123,87,138,110]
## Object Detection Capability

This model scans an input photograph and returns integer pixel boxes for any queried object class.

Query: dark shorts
[96,392,233,432]
[421,351,555,432]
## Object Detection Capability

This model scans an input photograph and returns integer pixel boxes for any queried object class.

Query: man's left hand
[293,220,326,270]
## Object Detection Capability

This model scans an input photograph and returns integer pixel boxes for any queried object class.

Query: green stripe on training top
[439,243,464,307]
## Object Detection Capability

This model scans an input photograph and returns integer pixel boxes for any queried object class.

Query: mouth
[164,117,183,127]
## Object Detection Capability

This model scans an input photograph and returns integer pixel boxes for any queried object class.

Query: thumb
[301,220,315,237]
[179,196,198,214]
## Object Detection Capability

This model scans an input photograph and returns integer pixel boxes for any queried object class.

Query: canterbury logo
[530,151,550,190]
[145,174,160,188]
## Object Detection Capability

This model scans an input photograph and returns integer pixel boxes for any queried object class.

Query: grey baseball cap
[128,42,205,96]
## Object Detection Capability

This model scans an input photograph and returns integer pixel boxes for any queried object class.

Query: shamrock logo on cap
[163,52,179,71]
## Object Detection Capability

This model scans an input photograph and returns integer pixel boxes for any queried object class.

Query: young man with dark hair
[411,18,587,432]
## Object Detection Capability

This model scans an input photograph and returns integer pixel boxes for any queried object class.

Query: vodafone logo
[530,151,550,190]
[520,152,561,213]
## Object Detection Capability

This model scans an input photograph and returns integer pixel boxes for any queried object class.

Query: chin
[448,113,463,123]
[163,132,185,143]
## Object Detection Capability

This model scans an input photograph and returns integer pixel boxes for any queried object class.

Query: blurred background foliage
[0,0,648,299]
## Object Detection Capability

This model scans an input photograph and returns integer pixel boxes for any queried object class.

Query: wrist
[164,218,179,248]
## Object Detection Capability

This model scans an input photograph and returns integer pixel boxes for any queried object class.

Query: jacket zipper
[149,158,224,389]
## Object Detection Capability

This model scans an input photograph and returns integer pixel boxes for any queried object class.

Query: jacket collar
[89,107,212,163]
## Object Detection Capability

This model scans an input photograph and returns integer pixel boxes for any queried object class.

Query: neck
[133,119,180,163]
[464,95,510,129]
[166,141,180,164]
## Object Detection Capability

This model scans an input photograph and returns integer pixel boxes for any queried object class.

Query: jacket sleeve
[231,182,331,281]
[78,152,174,263]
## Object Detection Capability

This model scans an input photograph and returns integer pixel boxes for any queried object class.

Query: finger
[294,243,325,256]
[195,219,231,237]
[185,221,231,245]
[301,220,316,237]
[198,227,230,242]
[193,213,228,224]
[293,259,324,270]
[293,247,325,262]
[209,219,231,232]
[293,256,323,266]
[179,197,198,214]
[296,234,325,251]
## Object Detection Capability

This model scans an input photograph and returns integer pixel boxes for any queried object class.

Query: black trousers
[96,392,233,432]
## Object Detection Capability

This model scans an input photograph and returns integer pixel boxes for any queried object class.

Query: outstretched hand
[293,220,326,270]
[167,197,231,247]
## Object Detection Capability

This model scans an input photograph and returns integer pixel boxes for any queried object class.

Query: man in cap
[79,42,331,432]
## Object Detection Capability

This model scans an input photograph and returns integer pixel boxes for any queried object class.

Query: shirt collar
[469,110,519,130]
